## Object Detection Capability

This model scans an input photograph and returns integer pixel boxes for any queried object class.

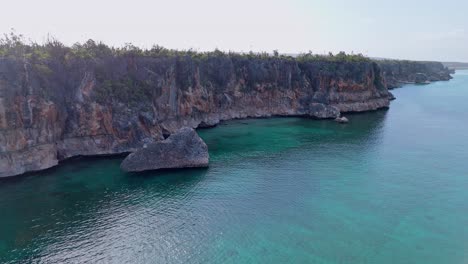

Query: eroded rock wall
[377,60,452,89]
[0,55,392,177]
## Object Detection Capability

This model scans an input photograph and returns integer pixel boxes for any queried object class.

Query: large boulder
[121,127,209,172]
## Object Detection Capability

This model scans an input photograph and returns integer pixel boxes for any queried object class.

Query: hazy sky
[1,0,467,61]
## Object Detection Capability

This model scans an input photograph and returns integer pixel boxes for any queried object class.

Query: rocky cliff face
[377,60,452,89]
[0,53,392,177]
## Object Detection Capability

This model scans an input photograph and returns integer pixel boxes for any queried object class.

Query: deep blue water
[0,71,467,263]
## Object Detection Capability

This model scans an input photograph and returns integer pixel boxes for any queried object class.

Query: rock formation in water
[377,60,452,89]
[121,127,209,172]
[0,42,393,177]
[334,116,349,123]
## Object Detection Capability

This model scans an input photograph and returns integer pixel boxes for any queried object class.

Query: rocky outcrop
[121,127,208,172]
[0,144,58,177]
[334,116,349,123]
[377,60,452,89]
[414,73,429,84]
[0,51,393,177]
[442,62,468,70]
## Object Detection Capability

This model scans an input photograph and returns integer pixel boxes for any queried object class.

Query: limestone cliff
[377,60,452,89]
[0,50,392,177]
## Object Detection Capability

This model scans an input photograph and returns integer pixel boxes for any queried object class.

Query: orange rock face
[0,56,393,177]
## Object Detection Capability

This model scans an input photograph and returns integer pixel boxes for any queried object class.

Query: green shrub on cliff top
[297,51,370,63]
[0,31,371,64]
[70,39,114,59]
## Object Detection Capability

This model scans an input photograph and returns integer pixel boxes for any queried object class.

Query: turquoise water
[1,71,468,263]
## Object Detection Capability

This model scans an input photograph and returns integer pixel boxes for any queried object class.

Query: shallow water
[1,71,468,263]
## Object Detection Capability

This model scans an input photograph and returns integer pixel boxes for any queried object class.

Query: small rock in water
[335,116,349,123]
[120,127,209,172]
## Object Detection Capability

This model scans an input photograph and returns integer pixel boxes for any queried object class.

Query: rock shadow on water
[0,154,127,185]
[121,166,210,195]
[123,166,209,180]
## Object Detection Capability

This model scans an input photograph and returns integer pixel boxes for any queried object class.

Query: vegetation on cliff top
[0,31,379,106]
[0,31,370,63]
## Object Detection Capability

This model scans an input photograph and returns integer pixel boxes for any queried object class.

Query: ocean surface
[1,71,467,264]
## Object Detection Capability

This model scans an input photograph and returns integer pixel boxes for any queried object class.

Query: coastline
[0,46,452,177]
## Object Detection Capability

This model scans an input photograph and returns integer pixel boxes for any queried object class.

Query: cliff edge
[0,42,392,177]
[377,60,452,89]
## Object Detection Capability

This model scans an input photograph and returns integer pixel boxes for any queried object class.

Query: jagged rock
[0,144,58,177]
[120,127,209,172]
[198,118,220,128]
[309,103,340,118]
[378,60,452,89]
[414,73,428,84]
[335,116,349,123]
[0,54,393,177]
